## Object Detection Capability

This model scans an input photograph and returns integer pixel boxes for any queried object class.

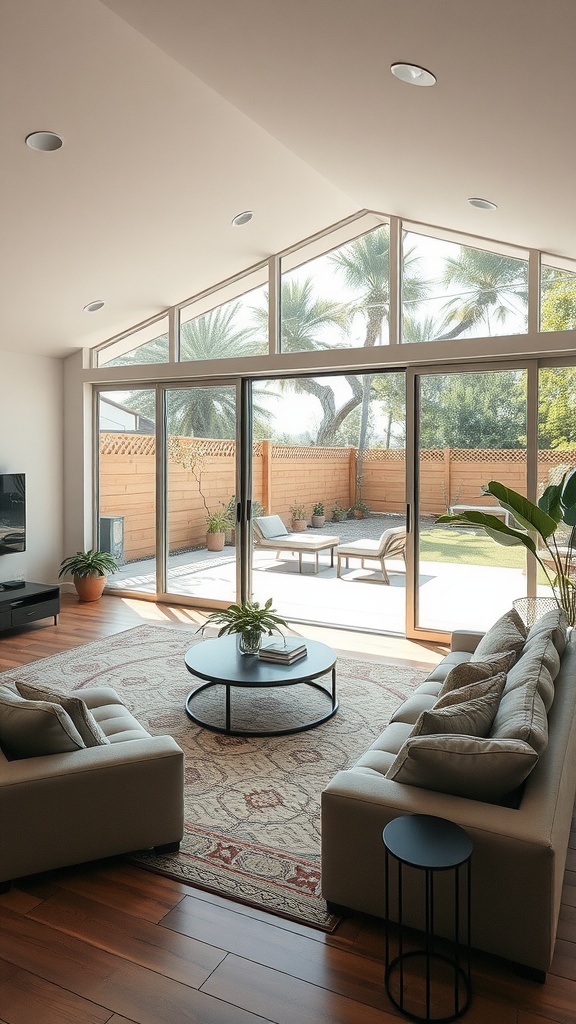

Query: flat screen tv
[0,473,26,554]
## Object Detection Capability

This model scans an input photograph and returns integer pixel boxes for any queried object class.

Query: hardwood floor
[0,594,575,1023]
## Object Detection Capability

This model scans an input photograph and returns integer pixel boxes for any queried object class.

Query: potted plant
[202,598,288,654]
[348,500,370,519]
[206,507,233,552]
[58,549,118,602]
[311,502,325,528]
[332,501,347,522]
[436,473,576,625]
[290,503,308,532]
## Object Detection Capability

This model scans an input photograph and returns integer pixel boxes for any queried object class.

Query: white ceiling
[3,0,576,358]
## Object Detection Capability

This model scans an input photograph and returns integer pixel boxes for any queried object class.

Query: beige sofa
[321,608,576,978]
[0,684,184,888]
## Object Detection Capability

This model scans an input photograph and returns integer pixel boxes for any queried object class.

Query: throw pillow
[524,608,568,657]
[472,608,527,662]
[438,655,513,699]
[385,734,539,802]
[0,688,85,758]
[254,515,288,539]
[15,681,109,747]
[434,670,507,710]
[411,686,502,739]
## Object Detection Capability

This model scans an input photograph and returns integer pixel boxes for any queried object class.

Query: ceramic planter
[291,519,308,532]
[74,574,107,602]
[311,515,325,528]
[206,532,226,552]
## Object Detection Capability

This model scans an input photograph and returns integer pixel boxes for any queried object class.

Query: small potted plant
[290,503,308,532]
[311,502,325,528]
[206,507,233,552]
[331,501,347,522]
[58,549,119,602]
[348,500,370,520]
[225,496,267,545]
[203,598,288,654]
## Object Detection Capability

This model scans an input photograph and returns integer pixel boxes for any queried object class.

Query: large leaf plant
[436,472,576,625]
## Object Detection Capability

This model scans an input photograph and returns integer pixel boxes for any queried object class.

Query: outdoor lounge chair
[336,525,406,583]
[253,515,340,574]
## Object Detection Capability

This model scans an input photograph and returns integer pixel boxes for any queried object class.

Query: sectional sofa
[321,607,576,978]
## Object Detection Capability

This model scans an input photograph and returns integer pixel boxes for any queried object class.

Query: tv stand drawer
[0,583,60,633]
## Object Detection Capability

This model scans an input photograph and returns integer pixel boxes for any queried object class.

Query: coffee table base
[185,671,338,736]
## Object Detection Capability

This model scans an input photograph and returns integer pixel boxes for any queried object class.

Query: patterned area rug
[0,625,427,928]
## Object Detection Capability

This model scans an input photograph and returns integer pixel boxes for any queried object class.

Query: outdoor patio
[106,513,541,635]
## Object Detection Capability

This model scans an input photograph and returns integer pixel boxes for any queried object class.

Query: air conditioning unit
[99,516,124,564]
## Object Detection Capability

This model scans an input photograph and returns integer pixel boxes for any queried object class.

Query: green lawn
[420,527,550,585]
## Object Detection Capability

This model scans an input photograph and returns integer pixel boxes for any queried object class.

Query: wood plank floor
[0,594,575,1023]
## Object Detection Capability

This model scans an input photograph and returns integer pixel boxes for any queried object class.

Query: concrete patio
[106,514,545,635]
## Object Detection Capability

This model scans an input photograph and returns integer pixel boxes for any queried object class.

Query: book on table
[259,638,307,663]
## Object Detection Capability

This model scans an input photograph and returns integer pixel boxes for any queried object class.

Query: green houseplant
[203,598,288,654]
[289,503,308,532]
[58,549,118,602]
[205,507,233,552]
[348,500,370,519]
[436,473,576,625]
[332,501,347,522]
[311,501,325,528]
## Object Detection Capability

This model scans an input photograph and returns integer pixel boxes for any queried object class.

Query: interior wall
[0,351,64,585]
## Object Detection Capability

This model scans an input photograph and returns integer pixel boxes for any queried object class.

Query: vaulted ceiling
[3,0,575,357]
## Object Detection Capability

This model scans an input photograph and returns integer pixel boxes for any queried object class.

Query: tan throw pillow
[412,686,502,739]
[15,681,109,747]
[0,688,85,758]
[435,671,507,710]
[385,734,539,802]
[472,608,527,662]
[438,655,513,699]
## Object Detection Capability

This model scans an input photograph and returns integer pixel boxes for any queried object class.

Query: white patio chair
[336,526,406,584]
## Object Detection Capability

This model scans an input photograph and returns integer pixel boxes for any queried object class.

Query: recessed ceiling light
[390,63,436,87]
[231,210,254,227]
[25,131,63,152]
[83,300,105,313]
[468,197,498,210]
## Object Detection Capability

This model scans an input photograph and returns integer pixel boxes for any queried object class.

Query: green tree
[540,274,576,332]
[436,248,528,340]
[419,371,526,450]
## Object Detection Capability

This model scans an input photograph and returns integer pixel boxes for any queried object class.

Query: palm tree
[251,277,352,443]
[436,247,528,340]
[118,303,270,438]
[329,227,427,491]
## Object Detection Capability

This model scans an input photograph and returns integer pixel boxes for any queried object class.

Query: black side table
[383,814,473,1023]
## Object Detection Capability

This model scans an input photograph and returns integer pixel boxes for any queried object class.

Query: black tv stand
[0,582,60,632]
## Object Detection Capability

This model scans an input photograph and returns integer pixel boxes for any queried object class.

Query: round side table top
[383,814,473,870]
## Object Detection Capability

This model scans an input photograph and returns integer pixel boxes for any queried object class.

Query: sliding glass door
[406,366,529,639]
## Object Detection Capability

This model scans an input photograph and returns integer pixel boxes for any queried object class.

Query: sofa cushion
[411,686,502,739]
[15,681,110,747]
[524,607,568,656]
[79,686,151,743]
[435,670,507,710]
[502,633,559,712]
[254,515,288,539]
[0,687,85,758]
[490,672,549,753]
[385,734,539,802]
[437,655,514,699]
[472,608,527,662]
[389,692,438,726]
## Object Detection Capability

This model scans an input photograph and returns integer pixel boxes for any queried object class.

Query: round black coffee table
[184,635,338,736]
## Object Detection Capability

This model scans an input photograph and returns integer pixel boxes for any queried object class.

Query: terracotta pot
[291,519,308,532]
[206,532,225,552]
[74,574,107,602]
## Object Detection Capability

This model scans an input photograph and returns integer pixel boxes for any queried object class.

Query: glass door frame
[405,359,539,643]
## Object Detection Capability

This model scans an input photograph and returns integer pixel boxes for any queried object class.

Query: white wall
[0,351,64,584]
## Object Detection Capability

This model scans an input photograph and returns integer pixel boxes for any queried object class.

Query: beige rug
[0,625,427,928]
